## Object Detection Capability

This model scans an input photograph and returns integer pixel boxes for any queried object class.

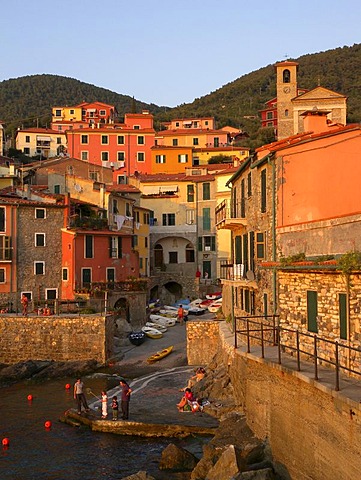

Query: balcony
[75,279,148,294]
[219,263,258,289]
[69,216,109,230]
[215,199,247,230]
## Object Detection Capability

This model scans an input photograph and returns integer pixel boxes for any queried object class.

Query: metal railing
[234,315,361,391]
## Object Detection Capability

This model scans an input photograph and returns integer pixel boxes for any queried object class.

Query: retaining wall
[0,315,114,364]
[187,321,361,480]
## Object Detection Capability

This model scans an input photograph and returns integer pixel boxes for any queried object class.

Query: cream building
[16,128,67,158]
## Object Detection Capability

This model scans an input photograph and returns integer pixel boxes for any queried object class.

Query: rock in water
[120,471,156,480]
[206,445,242,480]
[159,443,199,472]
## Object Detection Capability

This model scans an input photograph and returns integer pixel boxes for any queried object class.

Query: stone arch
[113,297,130,322]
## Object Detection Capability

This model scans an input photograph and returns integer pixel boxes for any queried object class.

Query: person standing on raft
[119,379,132,420]
[74,378,90,414]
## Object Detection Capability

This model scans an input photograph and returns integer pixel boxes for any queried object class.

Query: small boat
[128,331,146,346]
[149,314,176,327]
[206,292,222,300]
[141,325,163,339]
[147,346,173,363]
[188,306,206,316]
[145,321,168,333]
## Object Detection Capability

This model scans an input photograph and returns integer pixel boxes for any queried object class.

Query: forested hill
[156,43,361,141]
[0,74,165,132]
[1,43,361,141]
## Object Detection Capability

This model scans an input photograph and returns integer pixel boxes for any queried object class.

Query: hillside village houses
[3,60,361,362]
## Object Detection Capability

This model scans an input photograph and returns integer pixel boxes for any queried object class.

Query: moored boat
[128,331,146,346]
[149,314,176,327]
[141,325,163,339]
[145,321,168,333]
[147,345,173,363]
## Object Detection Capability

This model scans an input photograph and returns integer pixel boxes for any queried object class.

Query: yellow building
[16,128,67,158]
[193,146,250,165]
[133,205,151,277]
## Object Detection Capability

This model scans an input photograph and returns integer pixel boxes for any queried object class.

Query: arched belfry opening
[283,69,291,83]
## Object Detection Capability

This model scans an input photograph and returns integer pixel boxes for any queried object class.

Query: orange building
[150,145,194,173]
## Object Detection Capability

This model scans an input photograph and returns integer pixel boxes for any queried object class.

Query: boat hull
[128,331,146,346]
[147,346,173,363]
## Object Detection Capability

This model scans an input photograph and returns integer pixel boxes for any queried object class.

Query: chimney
[301,108,331,134]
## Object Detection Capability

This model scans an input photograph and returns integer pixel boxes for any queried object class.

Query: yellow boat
[147,346,173,363]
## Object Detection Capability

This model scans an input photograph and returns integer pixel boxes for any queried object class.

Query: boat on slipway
[141,325,163,339]
[147,346,174,363]
[128,331,146,346]
[145,322,168,333]
[149,314,176,327]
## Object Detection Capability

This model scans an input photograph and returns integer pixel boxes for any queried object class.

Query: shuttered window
[261,169,267,213]
[307,290,318,333]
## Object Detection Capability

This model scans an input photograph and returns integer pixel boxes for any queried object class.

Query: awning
[183,121,192,125]
[159,185,178,193]
[142,186,161,195]
[36,136,51,141]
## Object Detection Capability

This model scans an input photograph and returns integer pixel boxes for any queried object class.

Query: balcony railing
[75,279,148,294]
[215,199,247,229]
[220,263,245,280]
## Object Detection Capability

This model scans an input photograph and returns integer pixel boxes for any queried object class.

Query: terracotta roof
[138,172,215,182]
[16,128,64,135]
[106,184,141,193]
[66,127,155,134]
[156,128,226,136]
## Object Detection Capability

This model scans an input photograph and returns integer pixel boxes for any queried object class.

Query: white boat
[149,314,176,327]
[145,321,168,333]
[141,325,163,339]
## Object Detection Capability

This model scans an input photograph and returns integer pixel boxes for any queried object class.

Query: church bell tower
[276,61,298,139]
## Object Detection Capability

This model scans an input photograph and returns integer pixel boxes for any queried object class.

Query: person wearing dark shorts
[119,380,132,420]
[74,378,90,414]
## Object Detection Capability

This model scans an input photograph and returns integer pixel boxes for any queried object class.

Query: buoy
[27,394,33,401]
[65,383,71,390]
[2,437,9,446]
[44,420,52,429]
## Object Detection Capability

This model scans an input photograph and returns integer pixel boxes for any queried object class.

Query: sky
[1,0,360,107]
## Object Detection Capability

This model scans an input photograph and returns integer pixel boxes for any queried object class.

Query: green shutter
[202,208,211,230]
[307,290,318,333]
[339,293,347,340]
[235,236,242,264]
[261,169,267,213]
[249,231,255,271]
[118,237,122,258]
[198,237,203,251]
[211,236,216,251]
[243,233,248,272]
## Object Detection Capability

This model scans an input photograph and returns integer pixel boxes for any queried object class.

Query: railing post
[234,317,238,349]
[296,330,301,371]
[335,341,340,391]
[261,321,265,358]
[277,325,282,364]
[246,318,250,353]
[314,335,318,380]
[272,315,276,346]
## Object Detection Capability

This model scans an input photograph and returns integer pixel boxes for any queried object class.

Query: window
[203,183,210,200]
[307,290,318,333]
[133,125,140,130]
[267,122,273,127]
[137,136,145,145]
[185,243,195,262]
[25,135,30,143]
[57,137,62,144]
[172,139,178,146]
[70,109,74,115]
[85,235,93,258]
[34,262,45,275]
[186,209,195,224]
[109,236,122,258]
[214,137,219,147]
[89,171,98,181]
[267,111,273,120]
[101,135,108,144]
[81,135,88,144]
[256,232,265,259]
[0,207,5,231]
[81,151,88,161]
[241,179,245,218]
[101,152,109,162]
[155,155,166,164]
[194,121,198,127]
[187,184,195,202]
[35,208,46,219]
[118,175,127,184]
[117,152,125,161]
[143,212,150,224]
[82,268,91,286]
[178,154,188,163]
[175,122,179,127]
[118,135,125,145]
[247,172,252,197]
[145,236,148,248]
[169,251,178,263]
[137,152,145,162]
[202,208,211,230]
[203,236,216,251]
[126,203,131,216]
[205,121,208,126]
[35,233,45,247]
[0,236,11,260]
[260,169,267,213]
[0,268,5,283]
[99,110,106,116]
[57,126,62,131]
[162,213,175,226]
[107,268,115,282]
[24,147,30,155]
[339,293,347,340]
[132,235,138,247]
[55,109,61,117]
[193,138,199,146]
[45,289,57,300]
[285,109,289,117]
[54,185,60,194]
[62,268,68,281]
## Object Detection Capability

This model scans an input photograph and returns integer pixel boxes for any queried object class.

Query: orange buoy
[2,438,9,446]
[44,420,52,429]
[27,394,33,401]
[65,383,71,390]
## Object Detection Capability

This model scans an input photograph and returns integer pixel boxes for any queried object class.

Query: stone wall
[186,319,221,365]
[0,315,114,364]
[188,321,361,480]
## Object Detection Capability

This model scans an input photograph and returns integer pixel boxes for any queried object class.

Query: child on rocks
[112,396,119,420]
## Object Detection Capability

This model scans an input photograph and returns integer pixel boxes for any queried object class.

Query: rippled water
[0,376,207,480]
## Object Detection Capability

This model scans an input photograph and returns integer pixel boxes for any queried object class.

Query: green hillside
[1,43,360,148]
[0,74,165,133]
